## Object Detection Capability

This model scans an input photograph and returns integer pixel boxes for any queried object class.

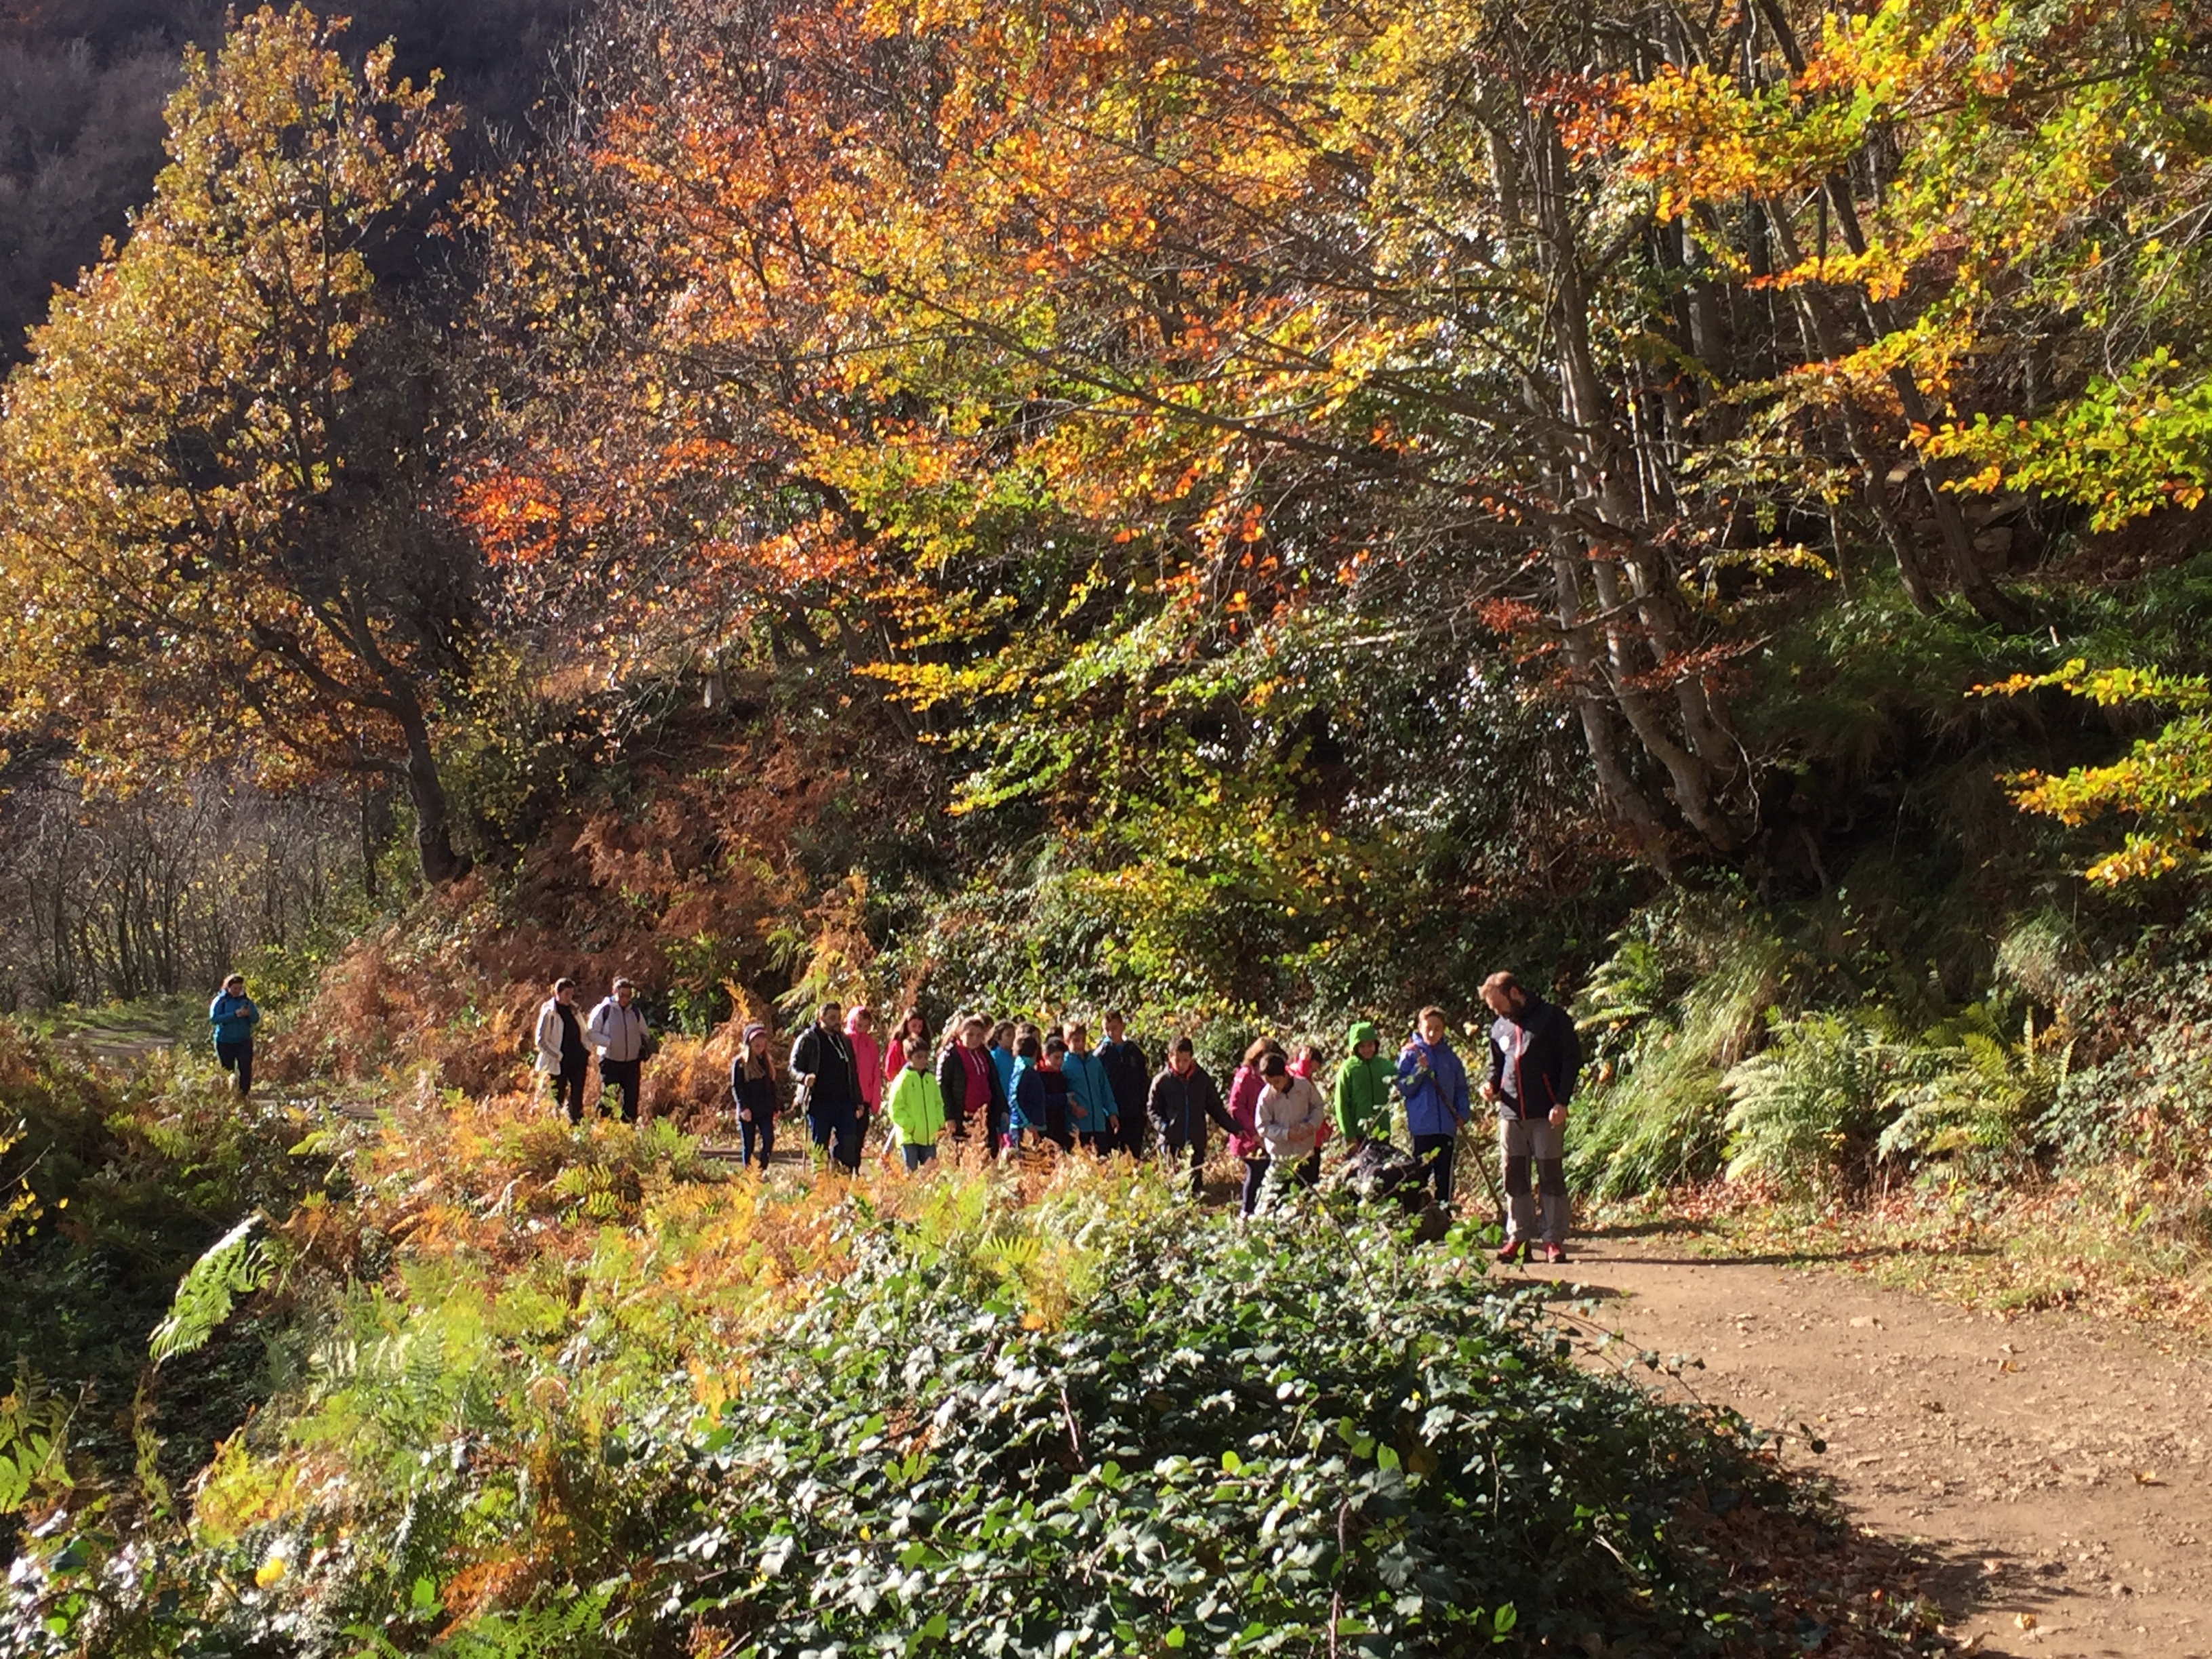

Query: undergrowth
[1,1094,1937,1658]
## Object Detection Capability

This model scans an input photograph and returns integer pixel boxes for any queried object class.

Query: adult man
[791,999,864,1171]
[936,1013,1010,1147]
[533,977,591,1123]
[586,977,652,1122]
[208,973,260,1098]
[1145,1036,1238,1197]
[1396,1006,1471,1207]
[1481,970,1581,1265]
[1097,1011,1151,1156]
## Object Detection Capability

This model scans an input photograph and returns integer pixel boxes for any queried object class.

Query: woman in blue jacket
[209,974,260,1097]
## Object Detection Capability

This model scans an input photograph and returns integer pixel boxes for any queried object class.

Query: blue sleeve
[244,999,260,1027]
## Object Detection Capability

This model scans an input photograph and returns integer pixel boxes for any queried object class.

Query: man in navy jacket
[1482,971,1581,1265]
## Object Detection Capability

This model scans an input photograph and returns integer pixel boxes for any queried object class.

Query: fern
[149,1214,271,1366]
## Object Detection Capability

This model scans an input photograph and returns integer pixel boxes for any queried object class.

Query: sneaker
[1544,1242,1569,1265]
[1496,1239,1525,1265]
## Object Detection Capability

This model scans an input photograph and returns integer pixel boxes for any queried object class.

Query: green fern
[149,1214,271,1366]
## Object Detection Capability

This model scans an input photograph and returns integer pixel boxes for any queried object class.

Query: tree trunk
[391,705,468,884]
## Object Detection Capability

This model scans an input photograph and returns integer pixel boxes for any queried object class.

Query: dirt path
[1521,1233,2212,1657]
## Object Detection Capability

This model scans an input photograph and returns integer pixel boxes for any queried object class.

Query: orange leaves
[459,470,567,565]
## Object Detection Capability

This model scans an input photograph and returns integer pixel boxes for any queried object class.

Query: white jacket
[1256,1077,1327,1161]
[586,998,649,1063]
[533,998,571,1074]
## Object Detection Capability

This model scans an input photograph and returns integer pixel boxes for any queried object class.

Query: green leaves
[148,1213,273,1366]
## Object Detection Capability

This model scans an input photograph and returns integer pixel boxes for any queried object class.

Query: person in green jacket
[1332,1020,1394,1150]
[886,1037,947,1170]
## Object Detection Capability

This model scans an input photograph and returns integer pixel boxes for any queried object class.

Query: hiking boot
[1544,1242,1569,1265]
[1496,1239,1525,1265]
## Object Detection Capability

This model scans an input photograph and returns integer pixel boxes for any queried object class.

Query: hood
[844,1006,872,1038]
[1346,1020,1380,1052]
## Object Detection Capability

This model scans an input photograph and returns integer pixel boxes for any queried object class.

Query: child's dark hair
[1017,1033,1042,1061]
[1170,1035,1195,1057]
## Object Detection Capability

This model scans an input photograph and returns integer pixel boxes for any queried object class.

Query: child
[730,1022,779,1171]
[1397,1006,1471,1209]
[884,1008,929,1085]
[1035,1036,1077,1151]
[1007,1031,1042,1150]
[845,1005,883,1121]
[1332,1021,1394,1150]
[1254,1050,1328,1208]
[886,1036,947,1170]
[987,1019,1019,1103]
[1061,1020,1118,1151]
[1225,1036,1282,1216]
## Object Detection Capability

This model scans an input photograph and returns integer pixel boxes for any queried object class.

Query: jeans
[739,1112,775,1170]
[216,1038,253,1097]
[599,1059,641,1122]
[901,1143,937,1172]
[1411,1131,1457,1205]
[550,1064,587,1124]
[1499,1115,1568,1244]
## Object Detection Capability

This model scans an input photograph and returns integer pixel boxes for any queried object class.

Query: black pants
[599,1059,641,1123]
[811,1105,861,1172]
[216,1038,253,1097]
[1119,1107,1150,1157]
[550,1063,587,1124]
[1240,1153,1316,1215]
[739,1112,775,1169]
[1158,1124,1206,1197]
[1411,1132,1457,1205]
[1080,1130,1116,1155]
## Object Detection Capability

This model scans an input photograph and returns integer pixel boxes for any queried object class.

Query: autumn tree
[0,5,476,882]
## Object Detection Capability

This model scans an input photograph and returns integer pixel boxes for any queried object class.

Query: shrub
[7,1156,1817,1658]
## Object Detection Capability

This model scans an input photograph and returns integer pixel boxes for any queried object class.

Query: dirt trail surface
[1524,1233,2212,1657]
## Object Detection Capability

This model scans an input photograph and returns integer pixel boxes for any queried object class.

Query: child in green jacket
[886,1038,947,1170]
[1332,1020,1395,1149]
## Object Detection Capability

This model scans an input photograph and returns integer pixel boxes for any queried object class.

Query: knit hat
[742,1022,767,1044]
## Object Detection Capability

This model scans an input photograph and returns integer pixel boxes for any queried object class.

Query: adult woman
[533,977,590,1124]
[730,1022,780,1170]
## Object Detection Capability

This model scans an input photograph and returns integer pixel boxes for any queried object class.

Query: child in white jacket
[1254,1051,1328,1210]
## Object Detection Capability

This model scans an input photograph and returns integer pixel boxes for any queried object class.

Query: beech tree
[0,5,475,883]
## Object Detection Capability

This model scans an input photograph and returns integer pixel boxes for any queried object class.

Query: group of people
[527,969,1586,1263]
[207,962,1584,1258]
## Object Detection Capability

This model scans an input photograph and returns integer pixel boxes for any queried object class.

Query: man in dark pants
[1395,1006,1471,1208]
[791,999,864,1171]
[209,973,260,1097]
[1098,1011,1151,1157]
[1482,970,1581,1265]
[586,977,651,1123]
[1145,1036,1238,1197]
